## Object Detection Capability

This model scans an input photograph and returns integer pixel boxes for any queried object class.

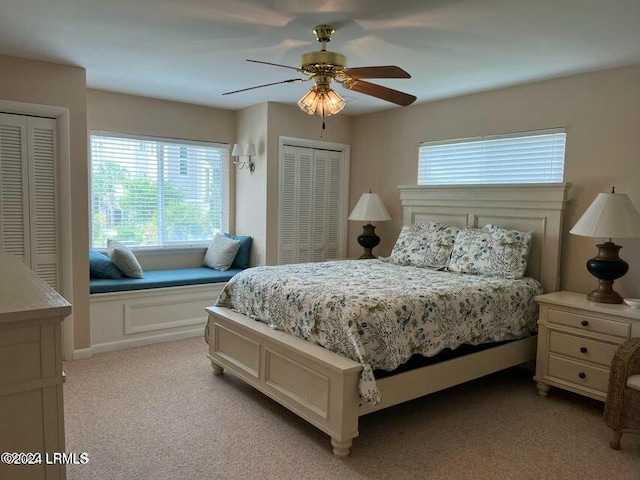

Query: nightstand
[534,291,640,401]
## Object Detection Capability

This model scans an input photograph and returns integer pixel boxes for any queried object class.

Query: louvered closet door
[280,145,313,264]
[310,149,343,261]
[27,117,59,290]
[0,113,59,290]
[279,144,346,265]
[280,147,296,264]
[311,151,327,262]
[326,152,342,259]
[0,114,30,265]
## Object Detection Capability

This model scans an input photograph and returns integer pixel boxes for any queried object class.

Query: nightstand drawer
[547,355,609,393]
[548,330,618,367]
[547,308,630,338]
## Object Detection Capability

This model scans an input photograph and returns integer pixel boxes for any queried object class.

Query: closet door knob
[581,320,589,327]
[578,372,586,379]
[580,347,588,353]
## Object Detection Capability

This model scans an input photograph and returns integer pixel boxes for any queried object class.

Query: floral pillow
[447,224,533,279]
[383,222,461,269]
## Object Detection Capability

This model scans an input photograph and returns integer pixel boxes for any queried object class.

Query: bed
[205,183,571,456]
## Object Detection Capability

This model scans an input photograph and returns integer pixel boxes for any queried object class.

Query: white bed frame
[206,183,571,456]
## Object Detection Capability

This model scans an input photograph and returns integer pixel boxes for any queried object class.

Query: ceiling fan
[223,24,417,120]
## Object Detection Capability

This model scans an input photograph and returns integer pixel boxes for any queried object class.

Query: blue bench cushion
[90,267,243,294]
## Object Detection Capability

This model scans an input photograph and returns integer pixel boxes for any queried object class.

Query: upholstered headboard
[398,183,571,293]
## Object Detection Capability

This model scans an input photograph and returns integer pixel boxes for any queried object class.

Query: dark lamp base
[357,224,380,259]
[586,286,623,304]
[585,242,628,304]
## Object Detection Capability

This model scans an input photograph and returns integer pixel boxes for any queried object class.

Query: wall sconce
[231,143,256,173]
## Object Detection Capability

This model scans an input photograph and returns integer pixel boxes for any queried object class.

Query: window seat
[90,267,243,294]
[88,267,243,355]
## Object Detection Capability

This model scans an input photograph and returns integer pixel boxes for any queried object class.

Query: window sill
[134,246,208,256]
[94,245,208,256]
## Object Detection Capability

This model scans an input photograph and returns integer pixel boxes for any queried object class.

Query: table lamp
[570,188,640,303]
[348,190,391,259]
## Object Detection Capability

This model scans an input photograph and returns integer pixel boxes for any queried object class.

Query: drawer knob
[581,320,589,327]
[578,372,586,379]
[580,347,588,353]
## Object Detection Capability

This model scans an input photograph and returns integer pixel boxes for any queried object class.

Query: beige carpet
[63,337,639,480]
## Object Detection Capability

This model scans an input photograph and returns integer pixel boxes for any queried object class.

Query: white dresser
[534,291,640,401]
[0,254,71,480]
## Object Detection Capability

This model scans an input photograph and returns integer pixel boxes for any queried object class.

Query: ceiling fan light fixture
[297,86,346,117]
[231,24,415,115]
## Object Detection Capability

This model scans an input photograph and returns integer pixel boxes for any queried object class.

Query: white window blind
[90,132,228,248]
[418,129,566,185]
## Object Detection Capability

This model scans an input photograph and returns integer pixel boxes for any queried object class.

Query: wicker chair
[604,337,640,449]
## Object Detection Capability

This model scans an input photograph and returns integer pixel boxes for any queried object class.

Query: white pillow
[107,239,144,279]
[204,233,241,271]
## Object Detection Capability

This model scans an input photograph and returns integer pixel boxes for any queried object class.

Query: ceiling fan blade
[222,78,307,95]
[342,80,417,106]
[246,59,302,72]
[342,66,411,79]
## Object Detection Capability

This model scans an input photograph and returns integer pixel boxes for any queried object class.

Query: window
[418,129,566,185]
[90,132,228,248]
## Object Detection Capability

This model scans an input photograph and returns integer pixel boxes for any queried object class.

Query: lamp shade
[243,143,257,157]
[231,144,243,156]
[297,86,346,118]
[348,192,391,222]
[570,192,640,239]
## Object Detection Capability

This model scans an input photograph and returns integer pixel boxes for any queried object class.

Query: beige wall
[87,89,235,144]
[349,64,640,298]
[0,54,90,348]
[235,103,268,265]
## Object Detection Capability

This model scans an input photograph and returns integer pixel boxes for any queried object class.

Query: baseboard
[73,348,94,359]
[90,327,205,354]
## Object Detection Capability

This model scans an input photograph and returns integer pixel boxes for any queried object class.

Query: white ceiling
[1,0,639,115]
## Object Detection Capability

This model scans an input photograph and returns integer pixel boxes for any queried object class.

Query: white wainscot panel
[90,283,225,353]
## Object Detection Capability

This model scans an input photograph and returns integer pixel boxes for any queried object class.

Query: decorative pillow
[89,250,123,279]
[383,222,461,269]
[107,239,144,279]
[223,233,252,269]
[447,225,533,279]
[204,233,241,271]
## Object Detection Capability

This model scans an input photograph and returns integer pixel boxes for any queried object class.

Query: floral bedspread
[215,259,542,405]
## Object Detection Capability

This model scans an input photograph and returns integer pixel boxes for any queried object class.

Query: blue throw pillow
[89,250,123,279]
[223,233,252,269]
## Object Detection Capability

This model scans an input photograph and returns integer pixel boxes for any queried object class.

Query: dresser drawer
[0,326,42,387]
[547,308,630,338]
[548,330,619,367]
[547,355,610,393]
